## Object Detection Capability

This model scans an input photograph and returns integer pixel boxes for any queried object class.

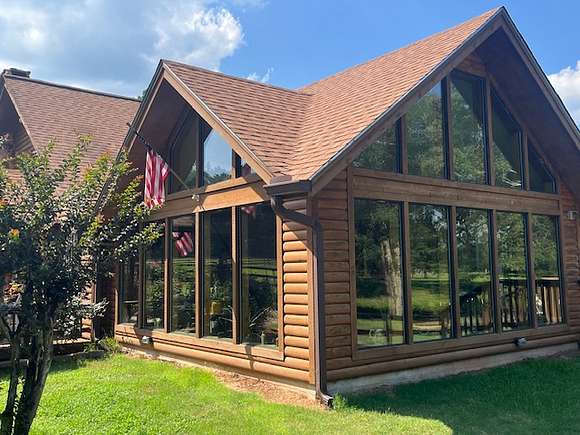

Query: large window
[170,215,196,334]
[532,215,563,325]
[170,113,199,193]
[407,83,446,178]
[201,120,232,186]
[528,143,556,194]
[119,256,139,325]
[353,123,400,173]
[492,91,523,189]
[144,225,165,329]
[496,211,530,331]
[456,208,493,335]
[450,72,487,184]
[240,203,278,347]
[409,204,452,342]
[354,199,404,347]
[202,208,233,340]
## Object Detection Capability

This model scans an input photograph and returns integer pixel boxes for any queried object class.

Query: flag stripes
[172,231,194,257]
[144,148,170,208]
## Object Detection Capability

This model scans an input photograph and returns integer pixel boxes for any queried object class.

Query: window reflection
[410,204,452,341]
[144,224,165,329]
[355,199,405,347]
[496,212,530,330]
[532,215,562,325]
[451,73,487,184]
[171,215,196,334]
[119,256,139,325]
[353,123,400,173]
[240,203,278,347]
[202,120,232,185]
[202,209,233,339]
[456,208,494,335]
[492,91,523,189]
[407,83,445,178]
[170,113,198,193]
[528,144,556,194]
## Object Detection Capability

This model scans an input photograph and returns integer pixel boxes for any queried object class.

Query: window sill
[115,324,284,362]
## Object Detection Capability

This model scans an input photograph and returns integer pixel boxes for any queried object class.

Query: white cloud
[247,67,273,83]
[0,1,248,97]
[548,61,580,125]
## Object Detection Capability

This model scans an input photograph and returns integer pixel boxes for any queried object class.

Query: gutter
[267,188,333,407]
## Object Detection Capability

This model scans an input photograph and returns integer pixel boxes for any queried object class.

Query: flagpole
[126,122,191,191]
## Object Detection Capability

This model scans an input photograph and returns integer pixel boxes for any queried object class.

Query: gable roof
[1,73,140,175]
[135,6,580,196]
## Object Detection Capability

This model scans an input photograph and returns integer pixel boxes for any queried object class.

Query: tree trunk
[12,328,53,435]
[0,336,21,435]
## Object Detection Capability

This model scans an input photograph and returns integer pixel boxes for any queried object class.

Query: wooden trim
[352,169,561,215]
[195,213,201,338]
[557,208,569,324]
[485,74,495,186]
[162,68,274,183]
[276,215,285,354]
[164,218,171,332]
[489,210,501,333]
[138,246,145,329]
[523,133,531,191]
[347,168,359,356]
[444,77,453,181]
[400,116,408,175]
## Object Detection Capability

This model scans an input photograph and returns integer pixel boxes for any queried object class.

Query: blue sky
[0,1,578,122]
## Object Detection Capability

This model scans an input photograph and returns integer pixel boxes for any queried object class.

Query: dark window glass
[354,199,404,347]
[144,225,165,329]
[240,203,278,347]
[202,120,232,185]
[353,123,400,173]
[409,204,452,341]
[492,91,523,189]
[528,143,556,193]
[451,73,487,184]
[170,113,199,193]
[407,83,445,178]
[238,156,256,177]
[170,215,196,334]
[202,208,233,339]
[532,215,563,325]
[496,212,530,330]
[119,256,139,325]
[456,208,494,335]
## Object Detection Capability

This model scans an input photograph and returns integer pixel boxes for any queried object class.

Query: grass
[4,353,580,434]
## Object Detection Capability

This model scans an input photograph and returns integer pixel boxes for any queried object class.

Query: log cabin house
[0,68,140,340]
[114,7,580,402]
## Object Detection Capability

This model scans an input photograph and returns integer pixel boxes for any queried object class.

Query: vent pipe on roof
[2,68,31,78]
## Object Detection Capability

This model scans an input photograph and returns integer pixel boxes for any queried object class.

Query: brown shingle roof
[3,75,140,172]
[163,8,500,182]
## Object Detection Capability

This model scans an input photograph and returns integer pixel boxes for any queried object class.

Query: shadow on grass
[0,354,104,380]
[339,356,580,435]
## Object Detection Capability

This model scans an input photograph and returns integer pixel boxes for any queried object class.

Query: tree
[0,136,161,435]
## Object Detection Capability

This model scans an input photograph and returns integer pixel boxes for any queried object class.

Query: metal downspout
[270,196,333,407]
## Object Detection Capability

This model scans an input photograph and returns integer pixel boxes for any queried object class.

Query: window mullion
[164,218,171,333]
[231,207,240,344]
[485,76,495,186]
[195,212,202,338]
[400,116,408,175]
[444,77,454,181]
[522,133,530,191]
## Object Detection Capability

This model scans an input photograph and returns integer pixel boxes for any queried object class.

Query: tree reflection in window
[407,83,446,178]
[201,120,232,185]
[528,143,556,193]
[144,223,165,329]
[496,211,530,330]
[456,208,494,335]
[492,91,523,189]
[532,215,562,325]
[202,209,233,339]
[451,72,487,184]
[170,113,198,193]
[355,199,404,347]
[409,204,452,341]
[353,122,400,173]
[240,203,278,347]
[119,256,139,325]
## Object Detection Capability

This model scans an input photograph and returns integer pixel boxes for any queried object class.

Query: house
[112,7,580,401]
[0,69,141,337]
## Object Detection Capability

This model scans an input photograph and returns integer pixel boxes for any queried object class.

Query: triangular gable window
[528,142,556,193]
[168,110,252,193]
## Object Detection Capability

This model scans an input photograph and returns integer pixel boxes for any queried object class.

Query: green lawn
[6,353,580,434]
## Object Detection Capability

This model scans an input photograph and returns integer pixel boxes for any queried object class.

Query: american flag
[172,231,194,257]
[144,148,170,208]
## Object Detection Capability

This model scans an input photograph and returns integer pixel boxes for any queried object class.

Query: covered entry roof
[132,7,580,197]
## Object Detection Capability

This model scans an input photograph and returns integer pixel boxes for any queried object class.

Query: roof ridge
[3,74,140,102]
[162,59,312,97]
[299,7,503,92]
